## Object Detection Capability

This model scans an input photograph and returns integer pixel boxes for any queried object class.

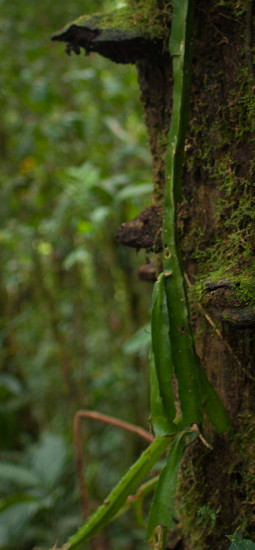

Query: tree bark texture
[126,2,255,547]
[175,2,255,548]
[53,1,255,547]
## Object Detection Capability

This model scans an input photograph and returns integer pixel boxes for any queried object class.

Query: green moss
[176,443,226,550]
[176,414,255,548]
[189,265,255,309]
[176,2,255,546]
[54,1,171,43]
[230,413,255,536]
[182,26,255,307]
[186,130,255,281]
[216,0,248,17]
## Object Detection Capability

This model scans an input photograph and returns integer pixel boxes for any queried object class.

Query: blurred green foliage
[0,0,154,547]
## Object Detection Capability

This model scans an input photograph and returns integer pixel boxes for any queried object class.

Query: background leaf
[227,534,255,549]
[147,432,187,539]
[0,463,40,488]
[27,432,67,489]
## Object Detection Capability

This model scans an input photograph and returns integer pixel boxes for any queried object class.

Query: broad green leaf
[90,206,110,223]
[0,374,23,395]
[63,247,90,270]
[122,323,151,357]
[76,220,94,235]
[169,0,190,56]
[103,116,129,141]
[27,432,67,489]
[65,162,100,189]
[0,501,42,546]
[0,493,41,514]
[227,534,255,549]
[147,431,187,539]
[115,182,153,202]
[151,274,177,434]
[149,349,176,437]
[197,361,231,434]
[164,276,202,427]
[0,463,40,488]
[37,241,53,256]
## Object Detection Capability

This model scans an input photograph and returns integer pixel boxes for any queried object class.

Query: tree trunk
[176,2,255,548]
[53,1,255,547]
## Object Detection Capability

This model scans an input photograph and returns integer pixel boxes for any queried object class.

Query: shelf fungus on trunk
[52,2,172,277]
[116,205,163,252]
[51,5,169,64]
[137,263,158,282]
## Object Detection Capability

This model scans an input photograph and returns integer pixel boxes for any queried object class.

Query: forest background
[0,0,154,548]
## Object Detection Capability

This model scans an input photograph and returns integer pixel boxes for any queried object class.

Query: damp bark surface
[176,2,255,547]
[52,1,255,548]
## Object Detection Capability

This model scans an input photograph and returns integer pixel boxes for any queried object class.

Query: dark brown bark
[176,2,255,548]
[53,1,255,547]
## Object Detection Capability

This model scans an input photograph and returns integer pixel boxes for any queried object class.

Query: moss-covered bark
[175,1,255,548]
[53,0,255,547]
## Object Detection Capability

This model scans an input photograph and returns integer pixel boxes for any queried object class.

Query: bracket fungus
[51,6,169,64]
[52,3,172,271]
[116,205,163,252]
